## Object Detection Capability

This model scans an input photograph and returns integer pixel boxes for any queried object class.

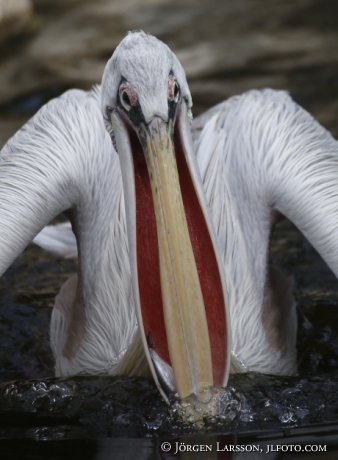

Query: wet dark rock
[2,372,338,438]
[0,376,170,438]
[169,372,338,435]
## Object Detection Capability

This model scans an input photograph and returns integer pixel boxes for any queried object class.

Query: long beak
[111,103,230,402]
[139,117,213,398]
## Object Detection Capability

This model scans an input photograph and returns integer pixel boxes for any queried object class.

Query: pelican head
[101,31,230,401]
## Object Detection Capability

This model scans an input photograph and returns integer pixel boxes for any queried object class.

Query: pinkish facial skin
[119,82,139,107]
[168,75,177,101]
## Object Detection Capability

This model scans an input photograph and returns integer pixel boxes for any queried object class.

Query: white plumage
[33,222,77,259]
[1,32,337,396]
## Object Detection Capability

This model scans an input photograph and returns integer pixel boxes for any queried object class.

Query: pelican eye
[120,90,132,111]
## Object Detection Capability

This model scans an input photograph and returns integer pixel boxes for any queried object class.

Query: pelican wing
[0,87,120,274]
[193,89,338,275]
[192,88,338,375]
[33,222,77,258]
[0,87,140,376]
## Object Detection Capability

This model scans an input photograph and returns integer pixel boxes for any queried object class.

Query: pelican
[1,31,337,403]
